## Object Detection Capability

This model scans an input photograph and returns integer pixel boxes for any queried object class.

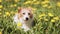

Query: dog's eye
[28,13,30,15]
[23,13,25,15]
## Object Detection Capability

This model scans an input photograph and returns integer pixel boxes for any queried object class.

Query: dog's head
[18,7,33,21]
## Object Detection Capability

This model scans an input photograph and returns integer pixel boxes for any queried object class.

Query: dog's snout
[26,17,29,20]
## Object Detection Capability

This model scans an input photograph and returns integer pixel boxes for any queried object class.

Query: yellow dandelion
[14,4,17,7]
[24,1,31,4]
[14,0,20,2]
[5,12,10,16]
[41,0,50,4]
[48,13,54,17]
[44,19,48,21]
[57,2,60,7]
[34,1,40,4]
[0,0,2,2]
[41,1,46,4]
[0,12,2,15]
[39,13,46,17]
[44,0,50,3]
[0,5,3,8]
[33,0,37,1]
[0,31,2,34]
[51,19,55,22]
[42,4,48,7]
[53,16,59,20]
[17,22,22,27]
[28,6,32,8]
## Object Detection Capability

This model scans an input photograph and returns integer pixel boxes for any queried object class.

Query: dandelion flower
[41,1,46,4]
[24,1,31,4]
[48,13,54,17]
[39,13,46,17]
[17,22,22,27]
[14,0,20,2]
[0,0,2,2]
[41,0,50,4]
[0,31,2,34]
[32,0,37,2]
[44,19,48,21]
[34,1,40,4]
[42,4,48,7]
[57,2,60,7]
[33,0,37,1]
[53,16,59,20]
[14,4,17,7]
[5,12,10,16]
[0,12,2,15]
[44,0,50,3]
[0,5,3,8]
[51,19,55,22]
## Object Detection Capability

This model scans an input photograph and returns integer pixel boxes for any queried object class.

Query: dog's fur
[13,7,34,31]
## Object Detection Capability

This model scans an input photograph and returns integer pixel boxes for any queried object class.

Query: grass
[0,0,60,34]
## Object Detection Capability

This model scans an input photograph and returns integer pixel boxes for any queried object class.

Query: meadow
[0,0,60,34]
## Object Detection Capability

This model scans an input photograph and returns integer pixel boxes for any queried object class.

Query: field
[0,0,60,34]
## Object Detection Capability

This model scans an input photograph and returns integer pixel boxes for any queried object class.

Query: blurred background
[0,0,60,34]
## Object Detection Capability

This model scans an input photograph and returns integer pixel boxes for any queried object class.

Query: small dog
[13,7,34,31]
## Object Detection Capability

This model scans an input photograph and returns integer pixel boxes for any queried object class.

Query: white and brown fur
[13,7,34,31]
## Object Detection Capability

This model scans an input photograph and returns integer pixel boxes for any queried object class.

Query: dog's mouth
[25,20,28,21]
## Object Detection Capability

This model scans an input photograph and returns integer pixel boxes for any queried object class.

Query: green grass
[0,0,60,34]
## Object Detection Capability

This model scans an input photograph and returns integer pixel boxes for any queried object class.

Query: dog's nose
[26,17,29,20]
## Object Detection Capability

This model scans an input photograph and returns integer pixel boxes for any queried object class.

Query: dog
[13,7,34,31]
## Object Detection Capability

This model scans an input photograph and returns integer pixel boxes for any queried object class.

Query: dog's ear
[27,7,32,12]
[30,14,33,18]
[27,7,33,18]
[18,7,22,13]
